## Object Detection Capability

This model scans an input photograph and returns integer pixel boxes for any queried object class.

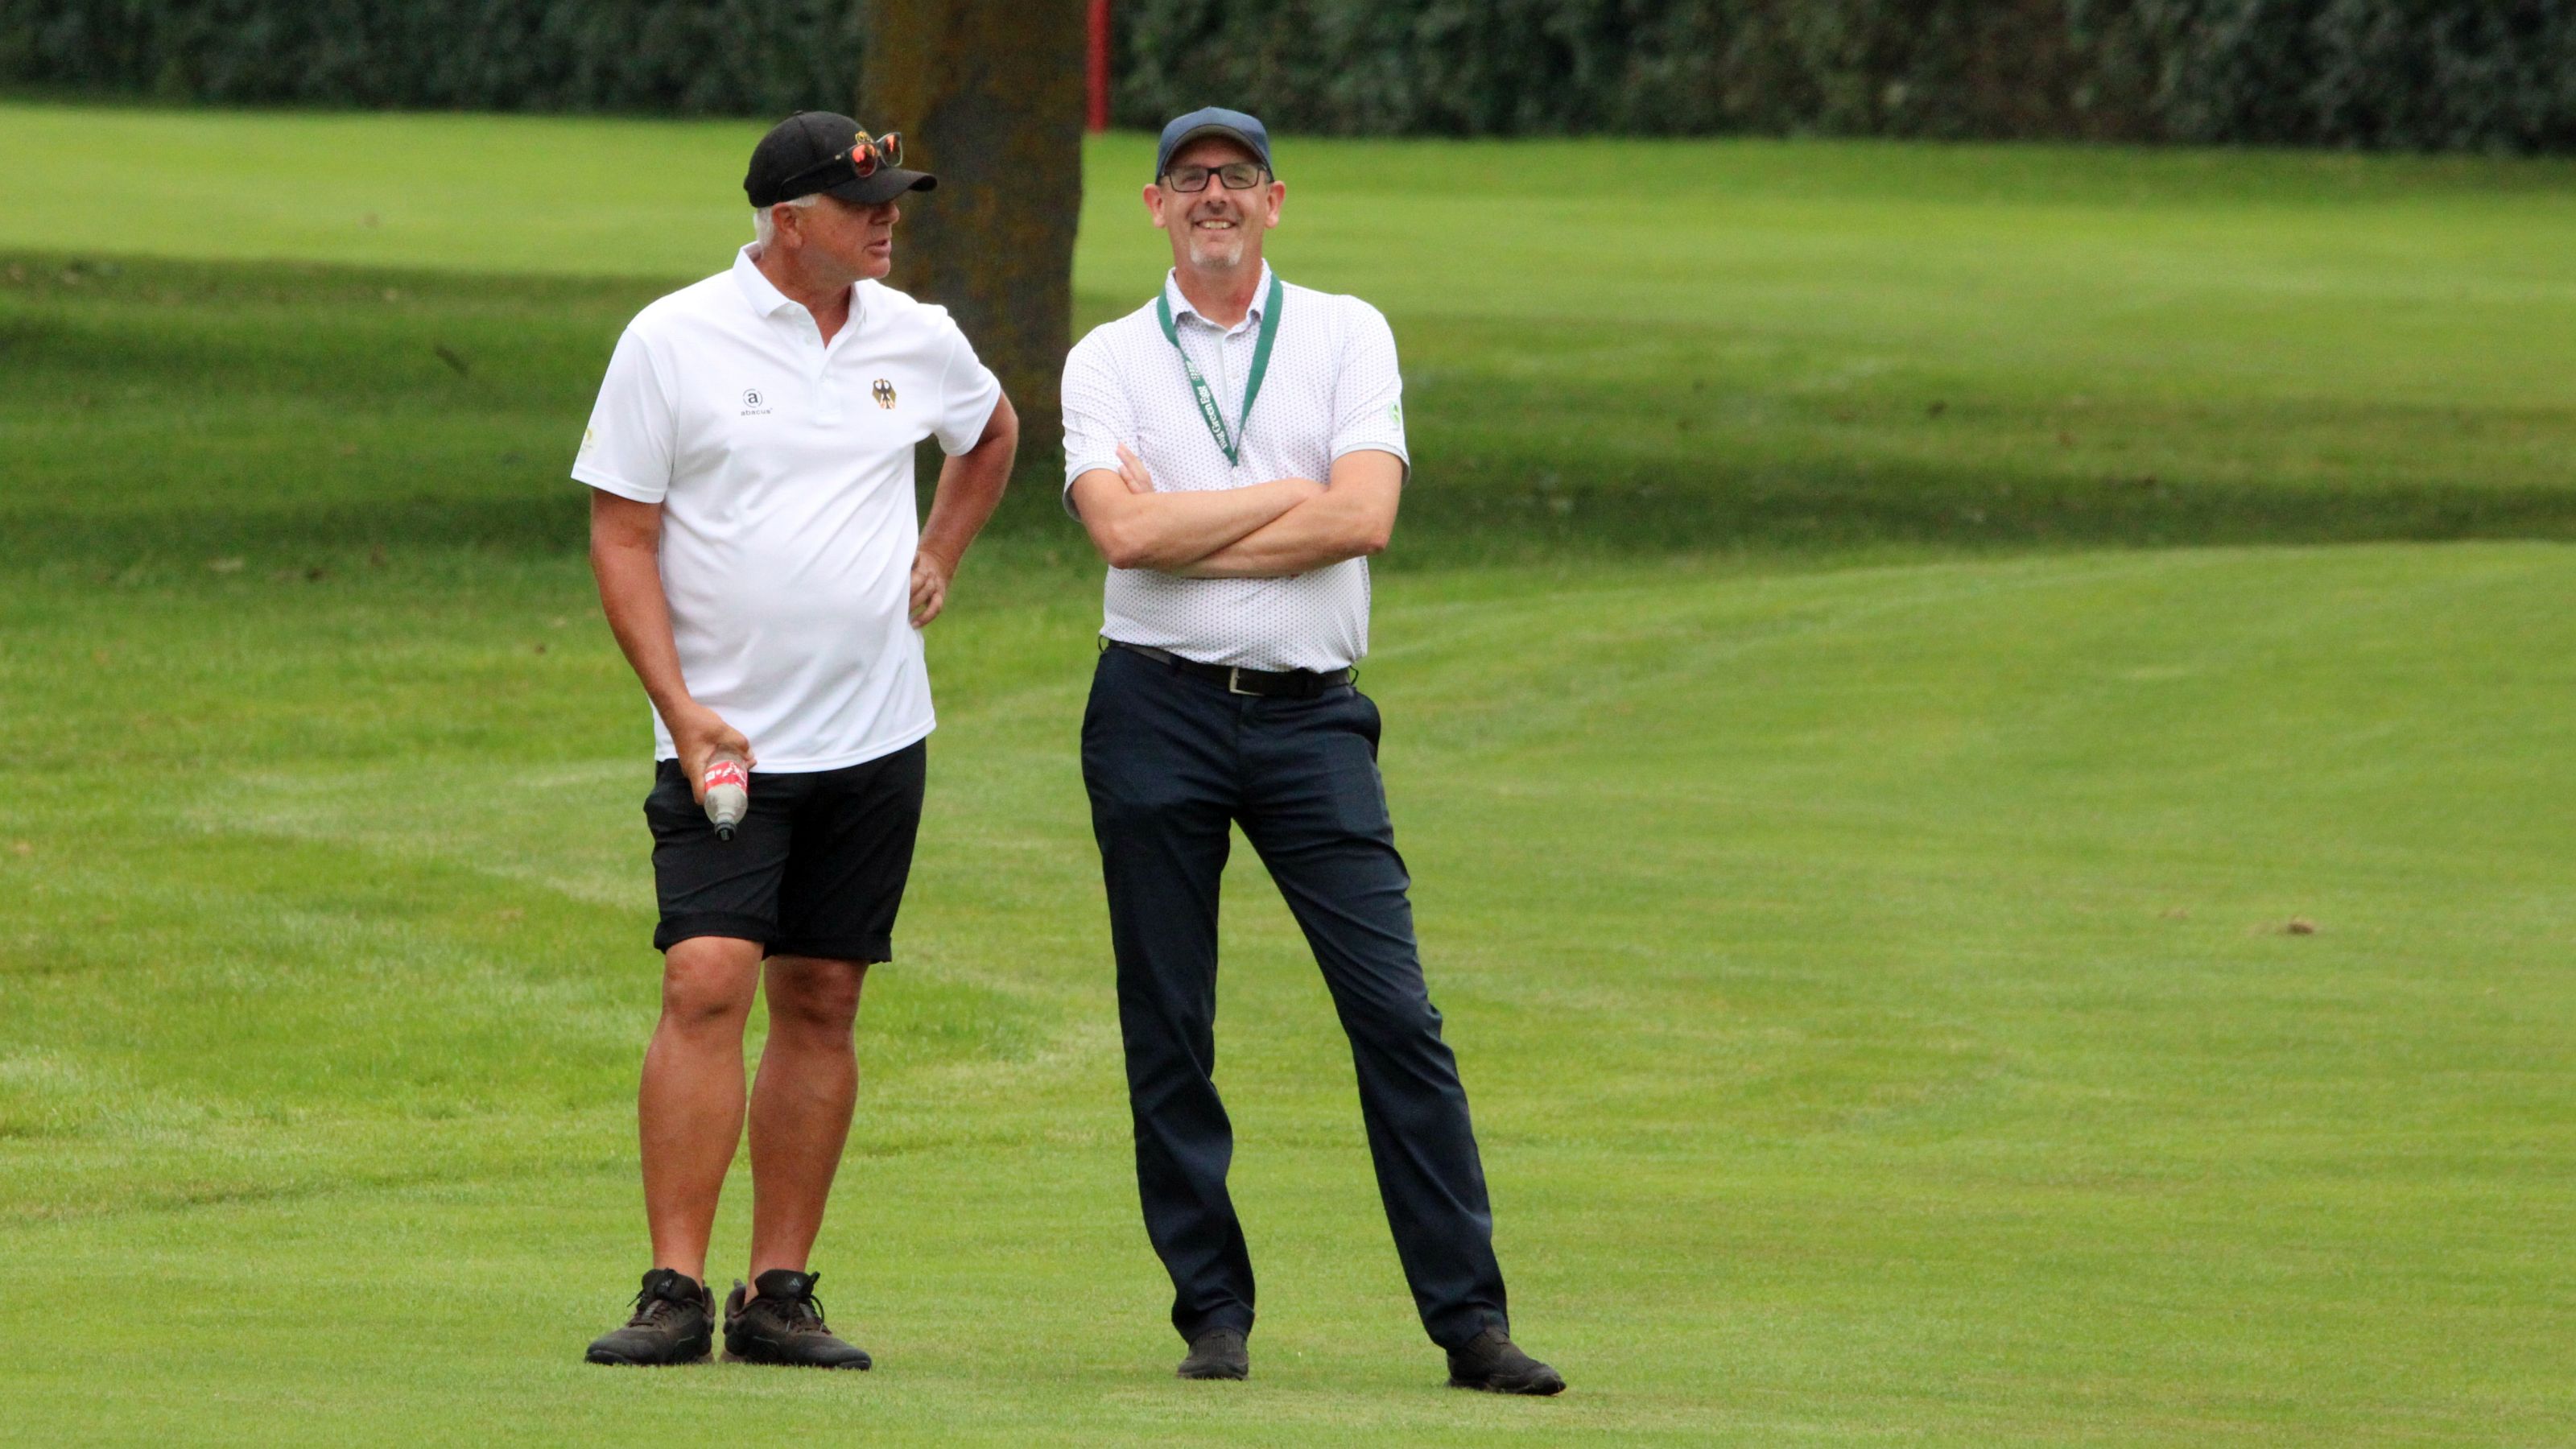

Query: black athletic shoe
[1175,1326,1249,1381]
[722,1269,873,1369]
[585,1268,715,1365]
[1445,1326,1566,1395]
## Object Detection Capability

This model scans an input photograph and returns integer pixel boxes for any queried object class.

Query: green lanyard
[1155,274,1284,466]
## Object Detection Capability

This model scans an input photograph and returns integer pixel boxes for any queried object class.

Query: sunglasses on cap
[778,130,905,196]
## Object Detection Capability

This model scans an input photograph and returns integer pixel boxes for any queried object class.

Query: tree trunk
[862,0,1084,477]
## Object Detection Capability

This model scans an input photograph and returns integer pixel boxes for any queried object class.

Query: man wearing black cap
[1061,108,1564,1395]
[574,111,1018,1368]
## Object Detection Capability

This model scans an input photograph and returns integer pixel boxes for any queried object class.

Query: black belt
[1106,641,1353,699]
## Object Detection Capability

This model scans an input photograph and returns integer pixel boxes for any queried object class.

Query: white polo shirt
[1061,263,1409,672]
[574,244,1001,772]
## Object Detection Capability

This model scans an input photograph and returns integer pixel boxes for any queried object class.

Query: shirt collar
[1161,261,1275,336]
[732,243,863,330]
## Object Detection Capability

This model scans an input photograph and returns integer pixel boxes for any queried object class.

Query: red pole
[1086,0,1112,133]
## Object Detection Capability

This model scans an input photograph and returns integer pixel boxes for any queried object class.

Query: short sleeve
[571,323,676,504]
[1327,302,1408,471]
[932,314,1004,456]
[1060,333,1137,517]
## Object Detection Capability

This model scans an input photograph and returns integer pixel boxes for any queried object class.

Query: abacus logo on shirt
[741,388,771,415]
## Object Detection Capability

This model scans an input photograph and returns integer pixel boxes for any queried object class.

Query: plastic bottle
[703,753,749,841]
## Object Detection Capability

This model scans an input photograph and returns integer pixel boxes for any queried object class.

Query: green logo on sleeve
[1389,398,1403,427]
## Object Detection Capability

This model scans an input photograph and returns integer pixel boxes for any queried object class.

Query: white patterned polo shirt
[1061,262,1409,672]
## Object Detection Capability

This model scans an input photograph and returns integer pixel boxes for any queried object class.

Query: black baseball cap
[745,111,936,208]
[1154,107,1273,180]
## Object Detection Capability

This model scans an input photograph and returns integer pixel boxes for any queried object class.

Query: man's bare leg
[639,935,766,1285]
[746,953,869,1282]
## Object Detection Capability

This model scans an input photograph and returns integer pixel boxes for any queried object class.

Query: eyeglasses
[779,130,904,196]
[1161,161,1269,192]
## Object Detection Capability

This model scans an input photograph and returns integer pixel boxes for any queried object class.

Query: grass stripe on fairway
[6,246,2574,564]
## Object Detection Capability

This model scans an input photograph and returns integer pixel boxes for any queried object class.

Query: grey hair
[752,192,821,248]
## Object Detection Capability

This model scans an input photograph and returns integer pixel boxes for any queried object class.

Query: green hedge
[1112,0,2576,151]
[6,1,2573,151]
[2094,0,2576,151]
[0,1,863,114]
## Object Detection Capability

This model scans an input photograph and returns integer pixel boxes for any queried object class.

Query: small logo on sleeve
[741,388,770,415]
[873,378,898,409]
[1388,398,1403,427]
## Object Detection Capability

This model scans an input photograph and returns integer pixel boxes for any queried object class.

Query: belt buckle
[1227,666,1256,696]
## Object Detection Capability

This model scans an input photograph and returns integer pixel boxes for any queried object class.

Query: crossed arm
[1067,445,1403,579]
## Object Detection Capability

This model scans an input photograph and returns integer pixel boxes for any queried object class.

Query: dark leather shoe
[585,1268,714,1365]
[1176,1326,1249,1380]
[721,1269,873,1368]
[1446,1325,1565,1394]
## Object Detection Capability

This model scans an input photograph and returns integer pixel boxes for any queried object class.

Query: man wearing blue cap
[1059,107,1564,1395]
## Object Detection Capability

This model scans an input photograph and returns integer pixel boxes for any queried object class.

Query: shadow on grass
[14,462,2576,576]
[7,248,2574,571]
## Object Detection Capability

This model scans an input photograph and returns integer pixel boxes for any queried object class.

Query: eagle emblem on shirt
[872,378,897,409]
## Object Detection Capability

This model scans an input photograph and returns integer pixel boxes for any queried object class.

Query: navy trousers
[1080,643,1510,1349]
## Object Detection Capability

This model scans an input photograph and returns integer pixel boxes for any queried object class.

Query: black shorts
[642,740,927,961]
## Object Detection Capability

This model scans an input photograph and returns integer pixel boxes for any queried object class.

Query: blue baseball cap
[1154,107,1274,180]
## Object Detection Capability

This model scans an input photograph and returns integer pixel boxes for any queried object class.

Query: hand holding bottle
[702,753,749,842]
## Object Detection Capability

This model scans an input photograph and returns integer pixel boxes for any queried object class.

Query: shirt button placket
[812,332,841,426]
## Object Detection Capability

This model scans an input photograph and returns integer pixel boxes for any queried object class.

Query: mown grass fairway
[2,103,2573,1444]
